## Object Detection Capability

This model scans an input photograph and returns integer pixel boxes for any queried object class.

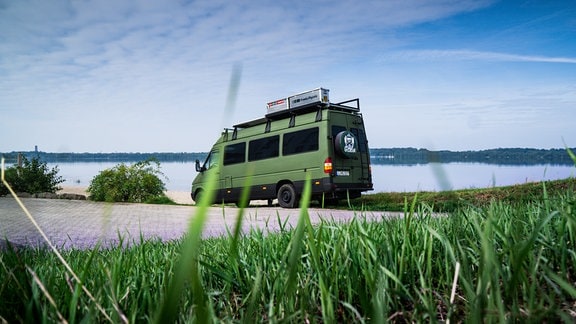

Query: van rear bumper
[306,177,373,199]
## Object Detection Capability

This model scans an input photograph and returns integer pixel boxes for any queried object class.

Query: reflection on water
[51,162,575,193]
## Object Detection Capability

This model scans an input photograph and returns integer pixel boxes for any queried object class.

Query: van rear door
[329,111,372,189]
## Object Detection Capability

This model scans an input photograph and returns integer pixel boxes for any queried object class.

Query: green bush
[87,159,168,203]
[0,156,64,196]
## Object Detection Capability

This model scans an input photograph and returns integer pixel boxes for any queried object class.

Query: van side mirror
[195,159,204,172]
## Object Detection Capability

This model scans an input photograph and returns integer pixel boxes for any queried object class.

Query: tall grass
[355,177,576,212]
[1,181,576,322]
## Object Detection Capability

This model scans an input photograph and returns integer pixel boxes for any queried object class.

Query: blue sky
[1,0,575,153]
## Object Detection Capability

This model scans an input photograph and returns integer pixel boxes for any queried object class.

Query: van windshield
[203,150,219,170]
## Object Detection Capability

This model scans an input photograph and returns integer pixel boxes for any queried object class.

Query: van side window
[248,135,279,161]
[223,142,246,165]
[282,127,319,156]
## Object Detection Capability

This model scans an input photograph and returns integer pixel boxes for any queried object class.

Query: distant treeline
[1,148,575,166]
[370,148,576,166]
[0,152,207,164]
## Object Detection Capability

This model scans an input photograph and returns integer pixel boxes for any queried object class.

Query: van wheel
[193,190,203,205]
[235,200,249,208]
[277,184,298,208]
[194,190,213,205]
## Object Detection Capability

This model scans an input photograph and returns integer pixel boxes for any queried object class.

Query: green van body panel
[191,94,373,207]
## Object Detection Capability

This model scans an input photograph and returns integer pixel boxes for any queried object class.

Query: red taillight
[324,157,333,174]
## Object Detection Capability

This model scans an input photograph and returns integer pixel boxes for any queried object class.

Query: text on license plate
[336,170,350,176]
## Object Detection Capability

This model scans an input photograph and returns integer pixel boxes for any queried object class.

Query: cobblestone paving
[0,197,396,250]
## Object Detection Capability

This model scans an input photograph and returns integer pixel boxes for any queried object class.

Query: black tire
[194,190,215,205]
[277,183,298,208]
[193,190,203,205]
[235,200,249,208]
[334,130,358,159]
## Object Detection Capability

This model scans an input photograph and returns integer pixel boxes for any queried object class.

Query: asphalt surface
[0,197,397,250]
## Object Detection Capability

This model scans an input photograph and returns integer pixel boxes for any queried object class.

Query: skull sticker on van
[344,133,356,153]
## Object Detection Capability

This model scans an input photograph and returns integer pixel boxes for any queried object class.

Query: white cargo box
[289,88,329,109]
[266,88,329,115]
[266,98,288,114]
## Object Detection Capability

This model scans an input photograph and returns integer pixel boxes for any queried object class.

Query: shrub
[0,156,64,196]
[87,159,168,203]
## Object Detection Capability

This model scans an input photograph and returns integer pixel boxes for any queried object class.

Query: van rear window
[248,135,279,161]
[282,127,319,156]
[351,128,368,153]
[332,125,346,136]
[223,142,246,165]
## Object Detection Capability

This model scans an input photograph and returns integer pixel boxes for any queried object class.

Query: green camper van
[191,88,373,208]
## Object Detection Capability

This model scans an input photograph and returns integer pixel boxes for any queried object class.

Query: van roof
[233,99,360,129]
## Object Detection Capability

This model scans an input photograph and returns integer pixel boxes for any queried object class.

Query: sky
[1,0,575,153]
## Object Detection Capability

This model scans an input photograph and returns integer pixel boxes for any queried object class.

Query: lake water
[51,162,575,193]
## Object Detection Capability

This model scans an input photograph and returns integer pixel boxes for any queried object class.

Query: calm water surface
[52,162,575,193]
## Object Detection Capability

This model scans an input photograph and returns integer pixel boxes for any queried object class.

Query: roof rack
[233,117,269,129]
[232,88,360,129]
[329,98,360,112]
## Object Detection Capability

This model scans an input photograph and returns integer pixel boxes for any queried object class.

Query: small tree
[0,156,64,196]
[87,159,168,203]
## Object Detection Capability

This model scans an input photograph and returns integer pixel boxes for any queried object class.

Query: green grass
[352,177,576,212]
[1,179,576,322]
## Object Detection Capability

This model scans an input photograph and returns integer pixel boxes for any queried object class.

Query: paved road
[0,197,398,250]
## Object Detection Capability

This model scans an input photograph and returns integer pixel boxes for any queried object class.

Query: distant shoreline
[2,147,575,166]
[0,151,207,163]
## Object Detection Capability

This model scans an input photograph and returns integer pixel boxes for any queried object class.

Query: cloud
[1,0,574,152]
[382,49,576,64]
[0,0,497,108]
[0,0,496,64]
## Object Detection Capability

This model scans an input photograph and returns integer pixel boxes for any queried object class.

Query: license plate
[336,170,350,176]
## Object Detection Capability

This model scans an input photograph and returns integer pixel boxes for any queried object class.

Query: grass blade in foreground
[301,176,335,322]
[1,158,114,323]
[155,65,242,322]
[154,164,218,323]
